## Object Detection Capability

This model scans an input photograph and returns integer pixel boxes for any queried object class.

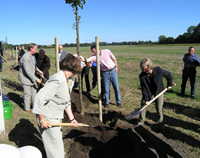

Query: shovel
[41,76,48,82]
[0,55,7,63]
[47,123,94,128]
[86,78,102,96]
[39,76,48,86]
[85,86,96,96]
[125,88,169,120]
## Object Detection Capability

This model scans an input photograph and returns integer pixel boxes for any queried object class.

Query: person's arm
[112,58,118,73]
[65,108,78,127]
[38,114,49,129]
[159,67,173,88]
[109,51,118,73]
[33,77,61,128]
[140,75,149,104]
[35,67,43,84]
[193,54,200,66]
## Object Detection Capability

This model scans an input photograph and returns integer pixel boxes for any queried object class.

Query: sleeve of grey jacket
[32,77,60,115]
[23,56,37,82]
[65,77,74,109]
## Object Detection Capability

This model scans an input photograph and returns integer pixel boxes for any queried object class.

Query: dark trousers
[91,66,105,99]
[0,57,2,70]
[81,66,90,92]
[181,68,196,96]
[91,66,97,88]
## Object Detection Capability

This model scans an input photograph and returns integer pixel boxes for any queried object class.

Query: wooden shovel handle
[0,55,7,63]
[47,123,89,127]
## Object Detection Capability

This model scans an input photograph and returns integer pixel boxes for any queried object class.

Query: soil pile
[61,92,185,158]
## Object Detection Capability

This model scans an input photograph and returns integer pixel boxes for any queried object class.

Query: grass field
[1,44,200,157]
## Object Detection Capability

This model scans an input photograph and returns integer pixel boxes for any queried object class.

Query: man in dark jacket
[35,49,51,90]
[0,41,3,72]
[181,46,200,98]
[18,46,25,63]
[135,58,172,127]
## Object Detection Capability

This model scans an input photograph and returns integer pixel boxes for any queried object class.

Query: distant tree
[175,35,184,43]
[138,41,144,45]
[99,42,107,46]
[122,41,128,45]
[64,43,70,47]
[183,33,191,43]
[191,23,200,43]
[166,37,175,44]
[148,40,152,44]
[187,26,196,34]
[158,35,166,44]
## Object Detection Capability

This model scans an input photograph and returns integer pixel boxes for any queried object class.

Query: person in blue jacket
[181,46,200,98]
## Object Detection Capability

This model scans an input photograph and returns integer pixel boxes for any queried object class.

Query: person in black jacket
[181,46,200,98]
[135,58,173,127]
[35,49,51,90]
[18,46,25,63]
[0,41,3,72]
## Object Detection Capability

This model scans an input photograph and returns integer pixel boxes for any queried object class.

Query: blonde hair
[140,58,153,70]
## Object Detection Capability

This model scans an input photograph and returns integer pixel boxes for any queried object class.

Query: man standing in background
[18,43,43,112]
[181,46,200,98]
[85,44,121,108]
[18,45,25,63]
[59,45,68,62]
[35,49,51,90]
[0,42,3,72]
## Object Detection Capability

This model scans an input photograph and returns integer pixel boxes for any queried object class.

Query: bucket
[2,94,10,101]
[3,101,14,120]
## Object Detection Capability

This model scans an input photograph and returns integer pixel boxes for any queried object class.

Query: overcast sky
[0,0,199,45]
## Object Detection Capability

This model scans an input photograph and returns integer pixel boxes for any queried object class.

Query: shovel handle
[147,83,176,106]
[41,75,48,81]
[47,123,90,127]
[0,55,7,63]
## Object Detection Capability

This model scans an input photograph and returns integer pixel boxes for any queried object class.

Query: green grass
[1,44,200,157]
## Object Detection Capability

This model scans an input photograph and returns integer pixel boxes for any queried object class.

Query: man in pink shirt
[86,44,121,108]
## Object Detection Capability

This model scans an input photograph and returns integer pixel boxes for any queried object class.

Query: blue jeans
[102,68,121,104]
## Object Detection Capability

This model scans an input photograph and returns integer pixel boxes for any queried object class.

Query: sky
[0,0,199,45]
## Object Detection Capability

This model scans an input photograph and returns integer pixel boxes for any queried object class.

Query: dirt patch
[60,92,186,158]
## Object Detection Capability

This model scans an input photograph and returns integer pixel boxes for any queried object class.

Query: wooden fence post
[15,46,18,65]
[55,38,59,72]
[95,36,102,122]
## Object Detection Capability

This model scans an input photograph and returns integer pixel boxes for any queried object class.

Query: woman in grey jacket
[33,53,82,158]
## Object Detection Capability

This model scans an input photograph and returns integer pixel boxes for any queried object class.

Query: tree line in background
[1,22,200,50]
[159,23,200,44]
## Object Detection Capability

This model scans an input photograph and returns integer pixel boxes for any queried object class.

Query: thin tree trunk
[76,5,84,115]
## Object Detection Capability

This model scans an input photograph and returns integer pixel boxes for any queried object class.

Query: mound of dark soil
[61,92,185,158]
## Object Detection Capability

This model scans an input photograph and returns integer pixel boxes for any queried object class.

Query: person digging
[133,58,173,128]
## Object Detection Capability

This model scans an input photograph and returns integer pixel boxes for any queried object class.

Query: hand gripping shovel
[0,55,7,63]
[39,76,48,86]
[41,76,48,82]
[125,88,169,120]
